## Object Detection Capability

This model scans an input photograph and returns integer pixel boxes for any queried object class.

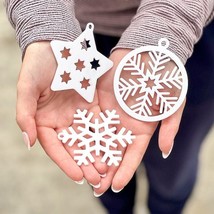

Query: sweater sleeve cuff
[7,0,81,54]
[114,0,214,64]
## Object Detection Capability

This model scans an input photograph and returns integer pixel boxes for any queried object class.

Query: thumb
[16,83,38,150]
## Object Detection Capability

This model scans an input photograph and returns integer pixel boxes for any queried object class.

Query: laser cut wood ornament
[114,38,188,122]
[58,109,135,166]
[51,23,113,103]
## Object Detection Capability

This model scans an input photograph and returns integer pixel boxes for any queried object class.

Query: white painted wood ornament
[51,23,113,103]
[114,38,188,122]
[58,109,135,166]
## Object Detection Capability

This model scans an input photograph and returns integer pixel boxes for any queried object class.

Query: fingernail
[74,179,84,185]
[94,191,104,197]
[111,186,124,193]
[162,143,174,159]
[22,132,31,151]
[89,182,101,189]
[100,173,107,178]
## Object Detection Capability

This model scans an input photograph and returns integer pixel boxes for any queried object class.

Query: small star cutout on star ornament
[50,23,113,103]
[60,47,71,59]
[80,78,90,89]
[90,58,100,70]
[61,71,71,83]
[75,59,85,71]
[81,39,91,51]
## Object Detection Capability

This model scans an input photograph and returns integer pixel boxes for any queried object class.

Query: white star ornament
[50,23,113,103]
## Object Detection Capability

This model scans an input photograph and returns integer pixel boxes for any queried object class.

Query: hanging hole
[58,134,64,139]
[87,23,94,30]
[158,38,169,49]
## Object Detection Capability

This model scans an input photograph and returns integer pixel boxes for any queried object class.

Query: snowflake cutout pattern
[58,109,135,166]
[51,23,113,103]
[114,38,188,122]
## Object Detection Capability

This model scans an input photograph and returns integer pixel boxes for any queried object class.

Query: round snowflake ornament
[114,38,188,122]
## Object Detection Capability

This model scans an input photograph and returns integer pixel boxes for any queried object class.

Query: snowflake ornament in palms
[114,38,188,122]
[58,109,135,166]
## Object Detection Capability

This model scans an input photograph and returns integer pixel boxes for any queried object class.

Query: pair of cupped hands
[17,41,185,197]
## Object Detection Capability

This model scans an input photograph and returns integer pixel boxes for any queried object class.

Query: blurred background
[0,3,214,214]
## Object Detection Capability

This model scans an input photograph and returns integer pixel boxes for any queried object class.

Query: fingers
[56,120,103,186]
[16,83,38,148]
[111,134,151,191]
[63,143,102,187]
[92,140,126,196]
[158,101,186,157]
[93,165,118,197]
[94,134,151,195]
[37,127,84,182]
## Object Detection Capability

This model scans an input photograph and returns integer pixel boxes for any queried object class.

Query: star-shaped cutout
[80,78,90,89]
[50,23,113,102]
[139,72,163,97]
[60,47,71,59]
[60,71,71,84]
[75,59,85,71]
[81,39,91,51]
[90,58,100,70]
[144,77,156,90]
